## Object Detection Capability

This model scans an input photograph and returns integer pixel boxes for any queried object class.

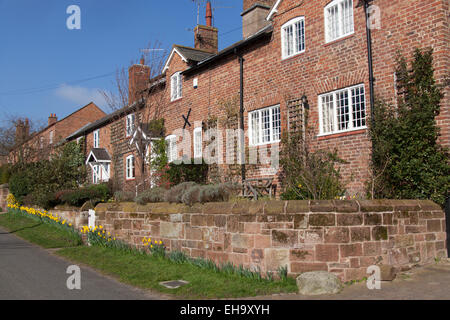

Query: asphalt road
[0,226,163,300]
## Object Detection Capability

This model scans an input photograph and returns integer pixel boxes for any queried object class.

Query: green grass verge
[56,246,298,299]
[0,211,82,248]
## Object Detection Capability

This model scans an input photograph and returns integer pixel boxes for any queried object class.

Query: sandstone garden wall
[0,184,9,212]
[66,199,449,282]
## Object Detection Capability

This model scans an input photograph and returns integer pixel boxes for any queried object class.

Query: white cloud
[55,84,107,107]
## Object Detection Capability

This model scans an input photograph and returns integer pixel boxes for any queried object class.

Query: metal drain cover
[159,280,189,289]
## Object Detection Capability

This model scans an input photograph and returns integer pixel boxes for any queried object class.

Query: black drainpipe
[362,0,375,123]
[235,48,246,182]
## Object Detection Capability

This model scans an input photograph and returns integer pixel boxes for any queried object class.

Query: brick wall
[90,199,447,281]
[0,184,9,212]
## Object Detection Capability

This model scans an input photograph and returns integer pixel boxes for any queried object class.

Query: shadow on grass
[0,222,43,234]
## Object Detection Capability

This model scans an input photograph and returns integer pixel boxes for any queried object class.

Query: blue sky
[0,0,243,125]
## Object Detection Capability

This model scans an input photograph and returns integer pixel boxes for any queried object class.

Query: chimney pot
[206,1,212,27]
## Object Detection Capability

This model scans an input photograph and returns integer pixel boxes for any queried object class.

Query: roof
[65,99,145,141]
[86,148,111,163]
[9,102,105,151]
[162,45,215,73]
[182,24,273,75]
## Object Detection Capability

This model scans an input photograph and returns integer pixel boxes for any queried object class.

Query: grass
[0,211,82,248]
[56,246,298,299]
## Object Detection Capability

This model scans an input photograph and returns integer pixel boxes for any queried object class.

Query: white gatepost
[88,209,96,229]
[87,209,96,246]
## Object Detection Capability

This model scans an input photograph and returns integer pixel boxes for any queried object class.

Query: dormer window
[281,17,305,59]
[171,72,182,101]
[325,0,354,43]
[93,130,99,148]
[126,114,135,137]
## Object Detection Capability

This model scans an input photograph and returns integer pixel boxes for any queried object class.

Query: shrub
[113,191,135,202]
[164,182,198,203]
[135,188,166,205]
[0,165,11,184]
[9,171,32,204]
[165,182,241,206]
[165,159,209,185]
[368,48,450,206]
[61,184,111,207]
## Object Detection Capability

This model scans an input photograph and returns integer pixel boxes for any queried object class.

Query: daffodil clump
[142,237,165,257]
[6,194,80,240]
[80,225,132,251]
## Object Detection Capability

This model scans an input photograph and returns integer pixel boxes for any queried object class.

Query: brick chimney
[128,57,150,105]
[15,119,30,145]
[48,113,57,126]
[194,1,218,54]
[241,0,274,39]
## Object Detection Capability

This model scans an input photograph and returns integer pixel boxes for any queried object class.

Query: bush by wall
[135,182,241,206]
[9,142,86,209]
[368,48,450,206]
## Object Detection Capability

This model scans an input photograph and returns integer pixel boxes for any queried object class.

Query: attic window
[126,114,135,137]
[281,17,305,59]
[325,0,354,43]
[171,72,183,101]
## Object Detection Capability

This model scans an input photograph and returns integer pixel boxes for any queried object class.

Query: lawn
[0,211,82,248]
[56,246,298,299]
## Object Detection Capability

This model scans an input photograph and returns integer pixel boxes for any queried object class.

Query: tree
[100,41,170,192]
[368,48,450,206]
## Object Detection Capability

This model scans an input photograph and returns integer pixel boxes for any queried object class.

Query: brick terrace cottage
[66,0,449,195]
[7,102,106,164]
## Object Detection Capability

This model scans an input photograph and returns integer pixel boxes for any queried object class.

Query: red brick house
[68,0,449,197]
[7,102,106,164]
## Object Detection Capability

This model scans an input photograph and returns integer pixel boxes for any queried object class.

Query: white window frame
[92,164,100,184]
[126,114,135,137]
[318,84,367,136]
[165,135,177,163]
[193,127,202,159]
[125,155,135,180]
[281,16,306,59]
[248,105,281,147]
[170,72,183,101]
[49,131,54,144]
[324,0,354,43]
[93,130,99,148]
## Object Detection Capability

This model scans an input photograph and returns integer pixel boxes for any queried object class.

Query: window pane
[262,109,271,143]
[337,90,350,130]
[295,19,305,53]
[251,112,260,145]
[341,0,354,35]
[327,4,339,40]
[351,86,366,128]
[321,94,334,133]
[285,25,294,56]
[272,106,281,141]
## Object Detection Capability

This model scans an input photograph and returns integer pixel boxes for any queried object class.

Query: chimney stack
[129,58,150,105]
[15,118,30,145]
[194,1,218,54]
[241,0,274,39]
[48,113,57,126]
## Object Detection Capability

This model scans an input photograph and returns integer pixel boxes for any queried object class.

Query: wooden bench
[242,178,275,200]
